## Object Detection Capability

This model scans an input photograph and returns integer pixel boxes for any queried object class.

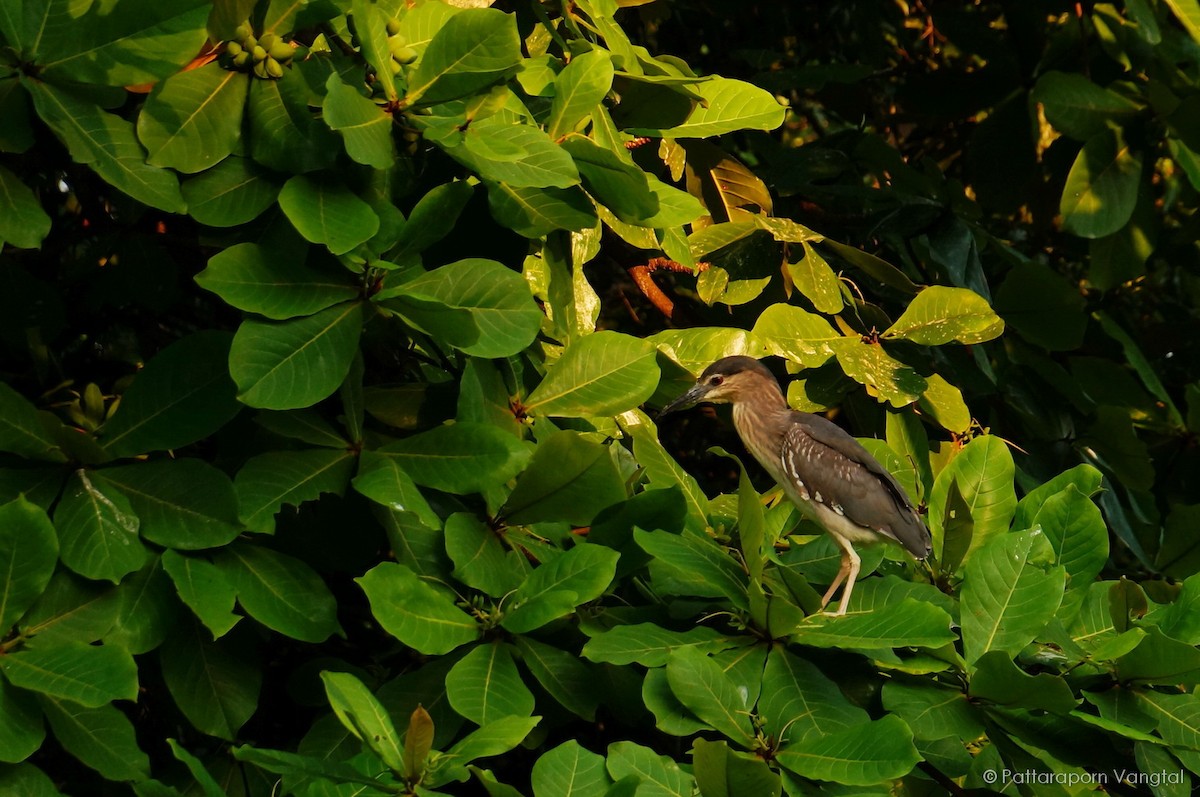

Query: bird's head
[659,356,781,415]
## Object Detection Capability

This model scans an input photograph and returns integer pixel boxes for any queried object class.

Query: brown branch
[626,258,710,320]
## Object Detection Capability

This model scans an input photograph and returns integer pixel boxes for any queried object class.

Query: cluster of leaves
[1,0,1200,796]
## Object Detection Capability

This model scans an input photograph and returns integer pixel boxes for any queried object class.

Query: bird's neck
[731,383,789,468]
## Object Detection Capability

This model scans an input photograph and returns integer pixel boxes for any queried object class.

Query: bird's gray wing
[780,413,930,558]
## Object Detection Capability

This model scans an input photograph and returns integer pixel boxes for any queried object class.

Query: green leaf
[751,304,839,368]
[105,557,177,655]
[0,642,137,708]
[100,331,241,458]
[53,470,147,584]
[605,741,694,797]
[353,452,440,527]
[385,259,542,358]
[17,571,120,645]
[0,165,50,249]
[787,244,842,314]
[216,543,340,643]
[197,242,360,321]
[39,696,149,782]
[95,459,240,550]
[232,744,399,790]
[35,0,208,86]
[0,762,60,796]
[136,63,247,173]
[512,636,599,721]
[829,337,927,407]
[635,529,748,608]
[278,176,380,255]
[994,262,1088,351]
[351,0,399,103]
[0,383,63,462]
[230,302,364,410]
[485,182,598,238]
[883,286,1004,345]
[374,422,530,495]
[323,74,396,169]
[24,80,185,213]
[664,647,754,746]
[960,529,1066,665]
[917,374,971,434]
[968,652,1076,712]
[502,543,620,633]
[582,624,736,667]
[881,679,983,741]
[1031,72,1142,141]
[444,512,528,598]
[0,678,44,764]
[1031,484,1108,586]
[1165,0,1200,44]
[789,598,957,650]
[547,50,615,140]
[691,739,781,797]
[247,76,338,174]
[391,181,474,261]
[160,622,260,741]
[928,435,1016,569]
[1113,626,1200,684]
[181,156,281,228]
[320,671,406,775]
[759,647,868,745]
[1060,128,1143,239]
[500,432,626,526]
[775,715,920,786]
[451,121,582,189]
[0,498,58,633]
[161,550,241,640]
[406,8,522,105]
[532,740,610,797]
[446,642,535,726]
[562,136,659,224]
[649,328,760,377]
[235,448,355,534]
[625,77,785,138]
[357,562,479,654]
[167,739,226,797]
[525,331,659,417]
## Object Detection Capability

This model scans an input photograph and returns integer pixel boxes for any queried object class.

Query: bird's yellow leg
[820,534,861,616]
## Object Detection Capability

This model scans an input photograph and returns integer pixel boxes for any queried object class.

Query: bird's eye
[709,375,724,386]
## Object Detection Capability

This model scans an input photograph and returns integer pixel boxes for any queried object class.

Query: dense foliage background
[1,0,1199,795]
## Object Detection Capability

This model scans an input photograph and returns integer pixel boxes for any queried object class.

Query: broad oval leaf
[38,697,150,781]
[0,642,138,708]
[406,8,522,105]
[160,621,261,741]
[278,176,380,255]
[446,642,534,726]
[181,156,281,228]
[53,470,147,584]
[323,74,396,170]
[137,62,248,173]
[883,286,1004,345]
[100,330,241,458]
[0,498,58,639]
[547,50,615,140]
[320,671,406,774]
[95,458,241,550]
[751,304,839,368]
[0,678,44,764]
[531,740,610,797]
[664,647,754,746]
[25,80,185,213]
[216,543,341,643]
[375,422,530,495]
[928,434,1016,570]
[960,529,1066,665]
[775,715,920,786]
[0,165,51,250]
[626,77,785,138]
[1031,71,1142,141]
[197,242,360,320]
[1060,128,1143,239]
[230,302,364,410]
[161,550,241,640]
[0,380,63,463]
[357,562,479,655]
[525,331,660,417]
[500,431,626,525]
[235,448,356,534]
[385,259,542,358]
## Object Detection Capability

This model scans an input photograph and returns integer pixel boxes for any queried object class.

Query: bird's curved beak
[658,382,710,417]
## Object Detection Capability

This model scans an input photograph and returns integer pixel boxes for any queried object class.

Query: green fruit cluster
[385,18,418,75]
[223,21,293,79]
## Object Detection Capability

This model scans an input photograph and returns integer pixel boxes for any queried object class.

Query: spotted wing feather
[780,412,931,559]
